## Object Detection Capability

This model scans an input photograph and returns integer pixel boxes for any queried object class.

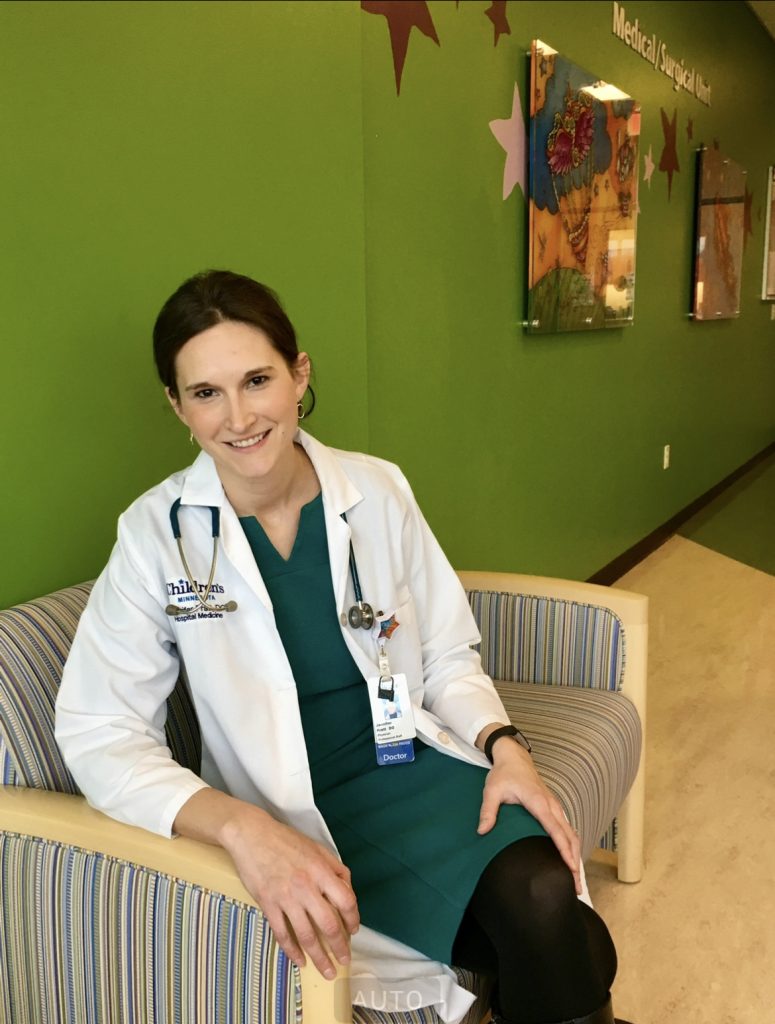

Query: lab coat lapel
[220,504,274,609]
[175,435,365,613]
[178,451,273,610]
[297,431,363,614]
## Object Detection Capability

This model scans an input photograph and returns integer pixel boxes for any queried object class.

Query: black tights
[451,837,617,1024]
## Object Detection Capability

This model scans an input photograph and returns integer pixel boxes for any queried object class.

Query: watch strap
[484,724,532,763]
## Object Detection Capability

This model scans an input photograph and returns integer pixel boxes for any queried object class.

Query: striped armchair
[0,574,645,1024]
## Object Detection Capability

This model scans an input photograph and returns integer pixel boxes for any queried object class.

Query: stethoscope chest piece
[348,602,374,630]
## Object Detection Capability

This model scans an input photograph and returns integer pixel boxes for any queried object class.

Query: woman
[56,270,630,1024]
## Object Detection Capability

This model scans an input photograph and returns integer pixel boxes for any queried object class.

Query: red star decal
[485,1,511,46]
[744,185,754,248]
[362,1,440,96]
[658,108,680,200]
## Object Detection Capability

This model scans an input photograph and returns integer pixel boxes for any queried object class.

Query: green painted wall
[362,0,775,578]
[0,0,367,605]
[1,1,773,606]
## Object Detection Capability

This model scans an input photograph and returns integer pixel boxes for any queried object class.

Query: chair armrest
[458,570,648,883]
[0,787,350,1024]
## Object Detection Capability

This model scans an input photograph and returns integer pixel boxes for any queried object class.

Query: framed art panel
[762,165,775,301]
[528,40,640,334]
[692,146,746,320]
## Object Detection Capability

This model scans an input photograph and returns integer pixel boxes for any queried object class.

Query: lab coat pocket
[381,594,424,699]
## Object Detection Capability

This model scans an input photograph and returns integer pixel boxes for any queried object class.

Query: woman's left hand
[477,738,582,894]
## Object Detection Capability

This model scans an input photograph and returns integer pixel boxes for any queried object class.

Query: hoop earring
[297,401,305,421]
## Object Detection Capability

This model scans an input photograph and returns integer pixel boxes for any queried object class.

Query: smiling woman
[54,269,632,1024]
[166,320,316,555]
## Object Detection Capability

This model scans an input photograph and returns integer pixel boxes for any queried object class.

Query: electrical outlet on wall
[663,444,671,470]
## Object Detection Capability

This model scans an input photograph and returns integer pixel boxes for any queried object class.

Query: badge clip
[377,675,395,701]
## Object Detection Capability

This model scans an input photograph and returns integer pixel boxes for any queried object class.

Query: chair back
[0,583,201,791]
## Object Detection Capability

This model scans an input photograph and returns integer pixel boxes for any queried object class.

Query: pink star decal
[484,1,511,46]
[378,614,400,640]
[489,82,526,201]
[362,1,440,96]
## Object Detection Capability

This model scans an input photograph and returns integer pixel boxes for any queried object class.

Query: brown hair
[153,269,315,412]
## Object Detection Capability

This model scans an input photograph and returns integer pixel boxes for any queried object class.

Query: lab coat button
[340,613,347,626]
[437,731,450,745]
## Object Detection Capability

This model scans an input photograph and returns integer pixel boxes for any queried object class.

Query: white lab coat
[55,430,516,1022]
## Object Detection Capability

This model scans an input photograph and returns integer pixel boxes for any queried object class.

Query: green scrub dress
[240,494,546,964]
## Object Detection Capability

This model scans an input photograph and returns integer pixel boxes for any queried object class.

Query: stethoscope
[343,512,374,630]
[165,501,374,631]
[165,500,238,616]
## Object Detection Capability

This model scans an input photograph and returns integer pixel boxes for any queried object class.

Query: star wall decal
[744,185,753,247]
[686,117,693,142]
[489,82,526,201]
[658,108,680,200]
[362,1,440,96]
[485,1,511,45]
[643,144,655,187]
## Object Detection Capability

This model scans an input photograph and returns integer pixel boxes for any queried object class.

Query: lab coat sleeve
[394,474,511,747]
[55,524,209,838]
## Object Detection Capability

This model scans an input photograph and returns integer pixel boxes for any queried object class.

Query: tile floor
[586,536,775,1024]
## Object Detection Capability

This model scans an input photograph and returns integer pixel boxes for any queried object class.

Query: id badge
[366,672,416,744]
[375,738,415,766]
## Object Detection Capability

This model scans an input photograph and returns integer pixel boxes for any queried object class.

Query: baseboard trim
[588,440,775,585]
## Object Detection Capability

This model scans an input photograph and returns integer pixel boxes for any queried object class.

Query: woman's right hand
[174,789,359,979]
[222,803,360,978]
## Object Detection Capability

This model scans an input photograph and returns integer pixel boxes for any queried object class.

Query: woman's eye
[248,375,269,388]
[193,388,216,400]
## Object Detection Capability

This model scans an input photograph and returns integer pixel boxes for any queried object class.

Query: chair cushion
[495,681,641,860]
[0,583,201,792]
[466,590,625,691]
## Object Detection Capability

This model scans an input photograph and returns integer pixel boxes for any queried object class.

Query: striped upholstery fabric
[353,970,490,1024]
[0,578,639,1024]
[467,590,625,691]
[494,681,641,861]
[0,583,202,790]
[0,831,301,1024]
[0,736,21,786]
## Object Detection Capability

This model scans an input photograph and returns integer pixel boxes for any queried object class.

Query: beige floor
[585,536,775,1024]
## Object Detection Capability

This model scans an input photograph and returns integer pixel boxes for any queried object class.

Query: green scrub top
[240,493,545,964]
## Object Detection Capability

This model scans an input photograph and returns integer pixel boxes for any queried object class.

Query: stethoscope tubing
[166,502,372,626]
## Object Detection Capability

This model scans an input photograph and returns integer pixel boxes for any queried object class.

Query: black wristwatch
[484,724,532,763]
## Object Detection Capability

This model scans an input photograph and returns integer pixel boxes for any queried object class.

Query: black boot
[491,994,634,1024]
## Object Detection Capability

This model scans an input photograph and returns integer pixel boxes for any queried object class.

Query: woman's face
[167,320,310,492]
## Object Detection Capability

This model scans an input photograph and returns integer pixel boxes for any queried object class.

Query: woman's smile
[226,429,271,450]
